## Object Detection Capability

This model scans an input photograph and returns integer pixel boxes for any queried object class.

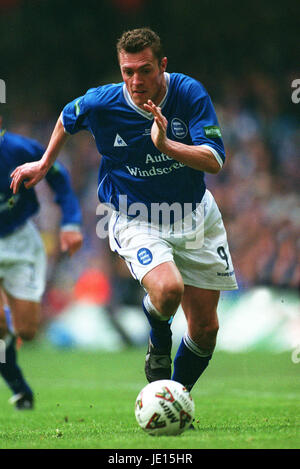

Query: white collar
[123,72,170,120]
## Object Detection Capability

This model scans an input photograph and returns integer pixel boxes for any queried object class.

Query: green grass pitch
[0,342,299,449]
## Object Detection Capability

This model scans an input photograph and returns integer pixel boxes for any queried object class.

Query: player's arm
[45,161,83,256]
[10,116,69,194]
[144,100,222,174]
[156,137,221,174]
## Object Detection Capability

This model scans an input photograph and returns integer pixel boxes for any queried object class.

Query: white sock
[183,332,213,358]
[143,294,170,321]
[2,331,14,347]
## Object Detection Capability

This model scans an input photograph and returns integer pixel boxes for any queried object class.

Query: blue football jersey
[62,72,225,220]
[0,130,82,237]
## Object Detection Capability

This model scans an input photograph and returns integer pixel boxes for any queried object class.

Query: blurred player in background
[10,28,238,393]
[0,117,83,409]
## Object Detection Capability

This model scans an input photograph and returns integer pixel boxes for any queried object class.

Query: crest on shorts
[137,248,153,265]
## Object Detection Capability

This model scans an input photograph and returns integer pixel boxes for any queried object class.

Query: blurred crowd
[209,73,299,292]
[6,72,300,317]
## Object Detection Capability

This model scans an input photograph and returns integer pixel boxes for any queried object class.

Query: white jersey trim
[60,224,82,232]
[199,144,223,168]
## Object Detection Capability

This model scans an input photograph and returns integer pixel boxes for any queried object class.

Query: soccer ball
[134,379,195,436]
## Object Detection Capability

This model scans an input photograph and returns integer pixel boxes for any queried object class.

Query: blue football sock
[0,307,33,397]
[172,333,212,391]
[0,335,33,396]
[142,295,172,354]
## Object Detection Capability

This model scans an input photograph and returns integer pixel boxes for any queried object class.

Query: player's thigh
[109,211,177,287]
[181,285,220,344]
[0,222,47,302]
[5,290,40,341]
[172,190,238,292]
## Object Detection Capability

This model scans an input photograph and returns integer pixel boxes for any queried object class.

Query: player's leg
[172,286,219,391]
[109,212,183,382]
[0,222,46,409]
[0,289,36,409]
[142,261,184,382]
[171,190,237,390]
[142,260,184,322]
[6,292,40,342]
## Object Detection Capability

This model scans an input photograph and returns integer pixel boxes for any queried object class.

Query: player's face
[119,47,167,108]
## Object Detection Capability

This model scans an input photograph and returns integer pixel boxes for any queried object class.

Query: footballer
[0,117,83,409]
[10,28,238,392]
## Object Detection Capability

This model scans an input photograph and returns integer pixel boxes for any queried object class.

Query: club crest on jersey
[114,134,127,147]
[137,248,153,265]
[171,118,188,139]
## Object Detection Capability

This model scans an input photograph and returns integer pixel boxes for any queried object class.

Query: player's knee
[0,316,7,338]
[204,319,219,340]
[154,279,184,317]
[0,326,7,339]
[17,324,37,341]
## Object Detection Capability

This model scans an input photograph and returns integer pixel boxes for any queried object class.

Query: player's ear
[160,57,167,73]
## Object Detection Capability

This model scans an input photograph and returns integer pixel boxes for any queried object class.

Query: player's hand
[144,100,168,151]
[60,230,83,256]
[10,160,48,194]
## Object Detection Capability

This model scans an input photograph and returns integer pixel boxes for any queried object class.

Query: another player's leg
[0,302,33,409]
[172,287,219,391]
[0,222,47,409]
[142,261,184,382]
[0,291,40,409]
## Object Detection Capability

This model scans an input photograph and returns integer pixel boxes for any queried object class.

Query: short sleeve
[187,81,225,164]
[61,94,90,135]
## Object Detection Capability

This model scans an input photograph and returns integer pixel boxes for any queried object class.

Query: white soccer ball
[134,379,195,436]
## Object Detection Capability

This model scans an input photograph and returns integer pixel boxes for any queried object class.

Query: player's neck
[139,75,167,110]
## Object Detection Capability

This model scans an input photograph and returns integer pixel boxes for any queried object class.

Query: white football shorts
[109,190,238,291]
[0,221,47,302]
